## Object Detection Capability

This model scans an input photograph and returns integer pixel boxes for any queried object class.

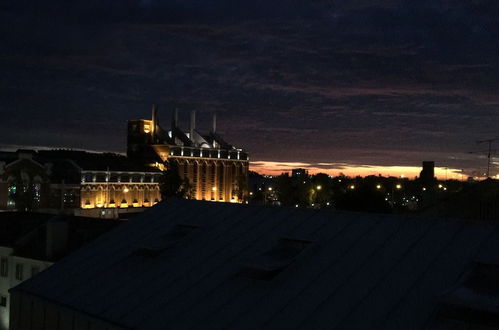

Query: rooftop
[12,200,499,329]
[0,212,123,262]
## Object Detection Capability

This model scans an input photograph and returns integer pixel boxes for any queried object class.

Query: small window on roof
[238,238,311,281]
[0,258,7,277]
[15,263,23,281]
[31,266,40,277]
[133,224,199,257]
[435,262,499,327]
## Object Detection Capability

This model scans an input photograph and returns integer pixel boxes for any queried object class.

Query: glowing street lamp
[316,185,322,190]
[395,184,402,190]
[376,184,381,189]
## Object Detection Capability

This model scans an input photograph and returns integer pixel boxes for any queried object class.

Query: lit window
[15,263,23,281]
[8,185,16,196]
[0,258,7,277]
[33,183,41,204]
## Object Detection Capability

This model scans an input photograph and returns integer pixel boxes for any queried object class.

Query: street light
[376,184,381,189]
[396,184,402,190]
[316,185,322,190]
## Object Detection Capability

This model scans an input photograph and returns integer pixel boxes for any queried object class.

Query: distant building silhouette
[291,168,308,177]
[419,161,435,183]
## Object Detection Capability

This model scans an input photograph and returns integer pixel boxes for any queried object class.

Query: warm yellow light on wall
[144,124,151,133]
[123,187,129,193]
[212,186,217,191]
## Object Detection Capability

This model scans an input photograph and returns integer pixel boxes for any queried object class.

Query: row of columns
[176,159,248,202]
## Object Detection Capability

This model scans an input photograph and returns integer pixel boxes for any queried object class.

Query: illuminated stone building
[0,150,161,218]
[127,105,249,202]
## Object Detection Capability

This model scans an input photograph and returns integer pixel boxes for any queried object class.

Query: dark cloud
[1,1,499,175]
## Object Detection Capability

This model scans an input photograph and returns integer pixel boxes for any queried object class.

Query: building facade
[0,150,162,218]
[0,213,121,330]
[128,106,249,202]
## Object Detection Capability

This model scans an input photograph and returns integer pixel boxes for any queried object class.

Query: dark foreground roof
[12,199,499,329]
[0,212,52,246]
[0,212,123,261]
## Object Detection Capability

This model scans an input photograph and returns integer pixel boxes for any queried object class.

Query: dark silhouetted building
[0,212,121,330]
[291,168,308,177]
[420,161,435,184]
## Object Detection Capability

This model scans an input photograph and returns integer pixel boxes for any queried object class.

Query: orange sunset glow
[250,161,466,180]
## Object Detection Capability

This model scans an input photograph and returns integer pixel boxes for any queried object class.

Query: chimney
[46,219,68,260]
[171,108,179,141]
[190,110,196,141]
[151,104,158,141]
[212,112,217,134]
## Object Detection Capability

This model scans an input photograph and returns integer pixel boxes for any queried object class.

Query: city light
[316,185,322,190]
[349,185,355,190]
[212,186,217,191]
[422,187,426,191]
[376,184,381,189]
[396,184,402,190]
[268,187,273,191]
[123,187,129,193]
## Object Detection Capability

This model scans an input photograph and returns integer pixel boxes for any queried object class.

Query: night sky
[1,1,499,178]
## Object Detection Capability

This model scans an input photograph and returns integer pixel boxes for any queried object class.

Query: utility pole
[475,138,498,178]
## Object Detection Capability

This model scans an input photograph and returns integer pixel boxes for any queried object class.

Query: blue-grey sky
[1,1,498,177]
